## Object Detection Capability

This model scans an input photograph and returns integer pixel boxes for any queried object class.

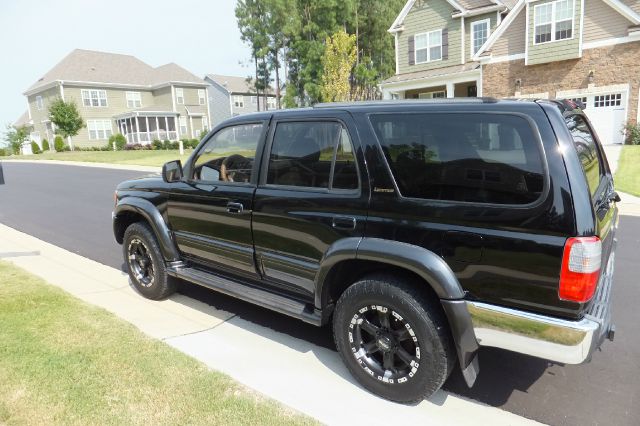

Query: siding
[28,86,61,142]
[621,0,640,15]
[152,86,173,110]
[207,83,232,127]
[174,86,209,139]
[491,8,527,56]
[527,0,582,65]
[398,0,462,74]
[584,0,632,42]
[465,12,499,62]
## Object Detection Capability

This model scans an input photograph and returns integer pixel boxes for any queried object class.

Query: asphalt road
[1,161,639,425]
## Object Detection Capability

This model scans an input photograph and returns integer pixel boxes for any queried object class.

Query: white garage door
[569,92,626,145]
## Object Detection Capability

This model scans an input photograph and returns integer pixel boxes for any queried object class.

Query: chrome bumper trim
[467,301,601,364]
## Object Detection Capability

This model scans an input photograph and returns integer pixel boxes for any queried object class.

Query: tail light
[559,236,602,302]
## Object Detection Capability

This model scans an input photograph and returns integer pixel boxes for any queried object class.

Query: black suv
[113,99,617,403]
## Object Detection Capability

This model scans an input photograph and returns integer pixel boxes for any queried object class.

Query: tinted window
[192,123,263,183]
[370,113,545,204]
[267,122,358,190]
[565,115,602,196]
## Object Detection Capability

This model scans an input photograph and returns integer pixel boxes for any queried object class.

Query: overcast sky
[0,0,251,130]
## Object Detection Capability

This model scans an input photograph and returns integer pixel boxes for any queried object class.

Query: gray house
[205,74,278,127]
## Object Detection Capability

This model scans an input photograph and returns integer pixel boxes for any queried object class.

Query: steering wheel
[220,154,247,182]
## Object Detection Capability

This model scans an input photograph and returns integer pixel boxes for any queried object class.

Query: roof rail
[314,98,498,108]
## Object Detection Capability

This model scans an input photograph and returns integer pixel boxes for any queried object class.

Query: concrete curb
[3,159,160,173]
[0,223,540,425]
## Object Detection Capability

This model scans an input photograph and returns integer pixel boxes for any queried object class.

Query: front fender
[113,197,181,262]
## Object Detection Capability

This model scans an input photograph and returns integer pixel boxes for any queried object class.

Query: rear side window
[565,115,603,196]
[267,121,358,190]
[369,113,545,204]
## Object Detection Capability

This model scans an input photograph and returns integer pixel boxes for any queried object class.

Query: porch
[380,63,482,100]
[114,110,179,144]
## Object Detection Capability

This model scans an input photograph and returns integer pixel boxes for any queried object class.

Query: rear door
[564,113,617,283]
[251,113,369,301]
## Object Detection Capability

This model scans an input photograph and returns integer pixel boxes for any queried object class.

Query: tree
[320,30,357,102]
[3,124,30,155]
[48,98,84,150]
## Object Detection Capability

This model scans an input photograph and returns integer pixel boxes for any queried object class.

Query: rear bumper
[467,253,615,365]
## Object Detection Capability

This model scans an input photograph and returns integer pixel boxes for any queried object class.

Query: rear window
[565,115,603,196]
[369,113,545,204]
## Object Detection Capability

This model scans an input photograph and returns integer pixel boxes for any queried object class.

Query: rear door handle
[226,202,244,214]
[332,216,356,230]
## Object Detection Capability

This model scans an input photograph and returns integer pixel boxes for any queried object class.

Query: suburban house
[381,0,640,144]
[21,49,211,148]
[205,74,278,127]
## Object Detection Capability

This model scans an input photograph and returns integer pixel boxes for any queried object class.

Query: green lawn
[615,145,640,197]
[5,150,194,167]
[0,261,315,425]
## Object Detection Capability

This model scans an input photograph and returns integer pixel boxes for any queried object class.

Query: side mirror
[162,160,183,183]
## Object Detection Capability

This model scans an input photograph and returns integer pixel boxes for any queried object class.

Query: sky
[0,0,251,130]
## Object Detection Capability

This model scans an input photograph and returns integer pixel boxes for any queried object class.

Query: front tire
[123,222,175,300]
[333,274,455,403]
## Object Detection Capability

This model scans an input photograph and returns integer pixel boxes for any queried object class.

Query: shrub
[124,143,152,151]
[189,138,200,149]
[54,135,65,152]
[42,139,50,151]
[152,139,164,150]
[624,124,640,145]
[0,148,6,156]
[109,134,127,151]
[31,141,42,154]
[199,130,208,140]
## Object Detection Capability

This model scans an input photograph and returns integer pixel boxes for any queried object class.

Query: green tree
[3,124,30,155]
[48,98,84,150]
[321,30,357,102]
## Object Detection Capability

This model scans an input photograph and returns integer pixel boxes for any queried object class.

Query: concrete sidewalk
[3,159,160,173]
[0,223,539,425]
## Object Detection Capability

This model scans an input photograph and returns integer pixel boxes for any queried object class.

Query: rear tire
[333,274,455,403]
[123,222,176,300]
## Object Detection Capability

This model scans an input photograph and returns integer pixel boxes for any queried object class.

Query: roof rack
[314,98,498,108]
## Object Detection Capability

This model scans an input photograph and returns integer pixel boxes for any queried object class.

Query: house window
[87,120,113,140]
[594,94,622,107]
[81,89,108,107]
[418,91,446,99]
[198,89,206,105]
[36,96,44,110]
[233,95,244,108]
[415,30,442,64]
[126,91,142,108]
[179,116,188,135]
[534,0,573,45]
[267,97,277,110]
[471,19,490,55]
[251,96,257,104]
[176,88,184,105]
[202,116,209,131]
[569,97,588,108]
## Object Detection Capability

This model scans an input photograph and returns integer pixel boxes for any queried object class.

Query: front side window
[192,123,263,183]
[415,30,442,64]
[534,0,573,44]
[87,119,113,140]
[198,89,206,105]
[81,89,108,107]
[370,113,545,204]
[471,19,490,55]
[266,121,358,190]
[233,95,245,108]
[565,115,603,196]
[126,91,142,108]
[175,88,184,105]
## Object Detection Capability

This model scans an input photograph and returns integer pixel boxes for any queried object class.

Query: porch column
[145,117,150,143]
[446,82,455,98]
[164,117,170,140]
[134,116,139,143]
[189,116,194,138]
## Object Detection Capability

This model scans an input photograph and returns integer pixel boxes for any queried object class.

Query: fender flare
[113,197,181,262]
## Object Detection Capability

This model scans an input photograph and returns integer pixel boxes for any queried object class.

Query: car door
[166,120,268,279]
[252,113,369,301]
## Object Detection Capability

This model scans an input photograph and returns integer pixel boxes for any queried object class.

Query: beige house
[381,0,640,144]
[21,49,211,148]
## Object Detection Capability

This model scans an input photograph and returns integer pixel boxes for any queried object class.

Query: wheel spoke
[396,347,414,366]
[393,327,411,342]
[363,341,380,355]
[360,318,381,336]
[378,310,391,329]
[383,351,394,370]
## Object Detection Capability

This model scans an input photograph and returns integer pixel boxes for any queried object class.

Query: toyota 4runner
[113,99,618,403]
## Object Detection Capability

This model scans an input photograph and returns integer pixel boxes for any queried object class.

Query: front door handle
[332,216,356,230]
[226,202,244,214]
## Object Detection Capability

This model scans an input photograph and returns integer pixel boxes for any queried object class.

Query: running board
[167,266,322,326]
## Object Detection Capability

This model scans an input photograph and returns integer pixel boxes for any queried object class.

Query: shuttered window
[413,29,443,64]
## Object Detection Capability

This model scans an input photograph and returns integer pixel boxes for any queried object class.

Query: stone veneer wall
[482,42,640,125]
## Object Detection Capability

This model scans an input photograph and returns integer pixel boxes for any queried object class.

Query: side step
[167,266,322,326]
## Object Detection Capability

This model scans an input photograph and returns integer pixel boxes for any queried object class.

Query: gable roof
[473,0,640,60]
[14,110,32,127]
[25,49,205,94]
[205,74,275,95]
